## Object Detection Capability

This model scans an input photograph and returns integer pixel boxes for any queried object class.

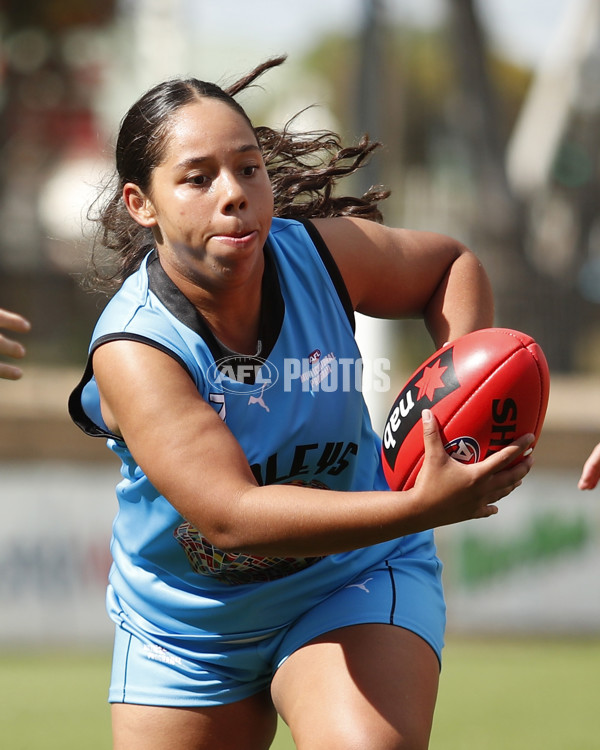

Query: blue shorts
[108,553,446,707]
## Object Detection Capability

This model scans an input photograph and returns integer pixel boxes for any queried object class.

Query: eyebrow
[175,144,261,170]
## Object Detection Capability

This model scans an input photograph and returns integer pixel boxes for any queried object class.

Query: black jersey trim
[68,332,194,440]
[385,559,397,624]
[146,251,208,336]
[297,218,356,333]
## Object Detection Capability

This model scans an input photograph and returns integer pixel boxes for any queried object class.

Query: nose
[219,172,247,214]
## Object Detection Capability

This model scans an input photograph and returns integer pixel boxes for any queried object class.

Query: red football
[381,328,550,491]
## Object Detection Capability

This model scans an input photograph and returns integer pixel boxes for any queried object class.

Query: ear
[123,183,157,227]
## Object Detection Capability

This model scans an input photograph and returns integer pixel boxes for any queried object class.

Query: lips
[211,229,258,248]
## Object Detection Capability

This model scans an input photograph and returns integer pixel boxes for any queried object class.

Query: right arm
[93,340,534,557]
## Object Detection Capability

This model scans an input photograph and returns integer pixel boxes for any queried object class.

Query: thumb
[421,408,438,438]
[416,409,446,487]
[421,408,444,458]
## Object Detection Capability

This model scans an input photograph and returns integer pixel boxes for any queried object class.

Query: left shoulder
[311,216,461,258]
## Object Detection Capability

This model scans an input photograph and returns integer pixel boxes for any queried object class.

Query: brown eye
[188,174,209,186]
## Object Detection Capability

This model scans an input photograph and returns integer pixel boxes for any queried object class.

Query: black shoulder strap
[296,218,355,333]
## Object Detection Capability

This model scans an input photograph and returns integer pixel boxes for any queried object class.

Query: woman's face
[132,97,274,293]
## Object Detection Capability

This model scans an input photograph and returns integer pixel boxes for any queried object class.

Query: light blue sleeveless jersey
[69,217,437,644]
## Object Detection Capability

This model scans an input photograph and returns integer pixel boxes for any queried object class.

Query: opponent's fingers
[0,362,24,380]
[578,479,595,491]
[578,444,600,490]
[0,309,31,334]
[0,333,26,360]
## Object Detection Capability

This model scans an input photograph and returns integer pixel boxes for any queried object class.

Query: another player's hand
[0,308,30,380]
[411,408,534,528]
[578,443,600,490]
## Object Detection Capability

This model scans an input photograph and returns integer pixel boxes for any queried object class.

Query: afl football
[381,328,550,491]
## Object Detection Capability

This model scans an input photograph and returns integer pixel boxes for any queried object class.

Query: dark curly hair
[87,55,390,290]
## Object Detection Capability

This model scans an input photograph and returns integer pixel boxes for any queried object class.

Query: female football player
[70,56,534,749]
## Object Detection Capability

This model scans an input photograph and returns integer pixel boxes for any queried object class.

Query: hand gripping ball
[381,328,550,491]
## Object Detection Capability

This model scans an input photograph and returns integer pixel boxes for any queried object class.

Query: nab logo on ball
[382,346,459,469]
[444,436,480,464]
[381,327,550,493]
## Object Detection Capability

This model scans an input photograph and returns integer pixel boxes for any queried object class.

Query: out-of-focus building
[0,0,117,362]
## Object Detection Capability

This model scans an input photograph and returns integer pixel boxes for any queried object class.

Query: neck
[155,246,266,355]
[202,297,262,355]
[172,268,263,356]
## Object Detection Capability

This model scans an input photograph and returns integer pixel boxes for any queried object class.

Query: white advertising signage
[0,464,598,644]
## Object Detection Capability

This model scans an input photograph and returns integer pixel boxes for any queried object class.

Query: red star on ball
[414,359,448,401]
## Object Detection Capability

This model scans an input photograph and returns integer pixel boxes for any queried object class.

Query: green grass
[0,650,112,750]
[1,638,598,749]
[431,638,600,750]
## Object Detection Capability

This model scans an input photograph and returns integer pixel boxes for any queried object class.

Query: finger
[508,450,534,477]
[475,477,523,519]
[482,433,535,474]
[474,503,499,520]
[0,362,24,380]
[421,408,441,448]
[485,461,531,511]
[578,446,600,490]
[578,469,600,491]
[0,333,26,360]
[0,309,31,334]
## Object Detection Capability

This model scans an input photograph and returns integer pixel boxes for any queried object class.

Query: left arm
[312,217,494,346]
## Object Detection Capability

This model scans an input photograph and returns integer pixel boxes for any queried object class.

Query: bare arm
[0,308,30,380]
[312,217,494,346]
[93,341,533,558]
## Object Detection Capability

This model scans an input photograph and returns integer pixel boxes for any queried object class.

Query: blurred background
[0,0,598,657]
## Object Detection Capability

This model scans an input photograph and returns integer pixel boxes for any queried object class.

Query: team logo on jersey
[444,436,480,464]
[206,355,279,395]
[174,480,327,585]
[299,349,336,391]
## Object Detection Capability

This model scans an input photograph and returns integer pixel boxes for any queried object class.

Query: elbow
[204,529,248,554]
[175,483,263,554]
[190,519,250,554]
[189,505,261,555]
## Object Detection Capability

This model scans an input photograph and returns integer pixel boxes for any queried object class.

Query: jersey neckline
[146,241,285,367]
